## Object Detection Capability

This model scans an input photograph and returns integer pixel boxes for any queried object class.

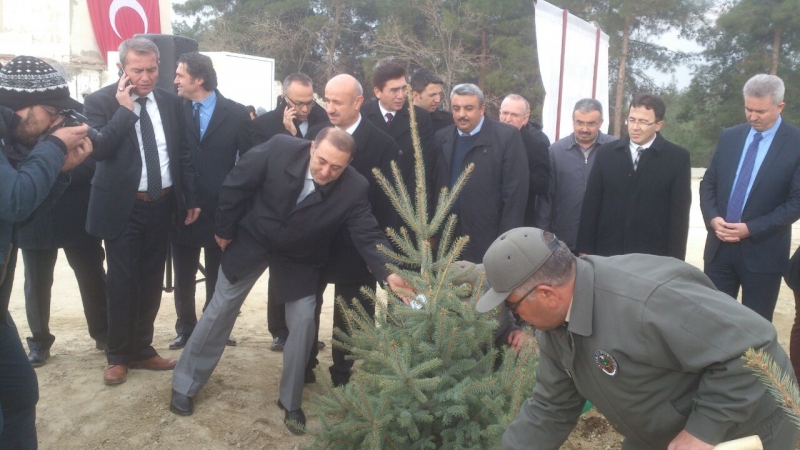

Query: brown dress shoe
[129,355,177,371]
[104,364,128,385]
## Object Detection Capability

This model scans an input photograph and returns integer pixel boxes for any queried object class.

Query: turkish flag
[87,0,162,63]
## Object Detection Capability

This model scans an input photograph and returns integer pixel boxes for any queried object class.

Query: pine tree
[307,88,538,449]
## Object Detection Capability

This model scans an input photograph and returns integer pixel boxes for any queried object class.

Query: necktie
[193,102,202,138]
[633,147,644,171]
[385,112,393,127]
[726,132,764,223]
[136,97,162,199]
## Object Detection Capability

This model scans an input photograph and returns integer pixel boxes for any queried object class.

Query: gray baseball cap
[476,227,561,313]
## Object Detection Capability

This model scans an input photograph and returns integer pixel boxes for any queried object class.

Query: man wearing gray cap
[477,227,799,449]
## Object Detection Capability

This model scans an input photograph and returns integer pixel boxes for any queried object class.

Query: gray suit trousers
[172,264,267,397]
[280,294,316,411]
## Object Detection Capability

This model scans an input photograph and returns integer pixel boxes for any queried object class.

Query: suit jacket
[215,134,393,303]
[249,98,328,145]
[576,133,691,260]
[503,255,792,448]
[432,119,529,263]
[18,158,97,250]
[172,90,252,248]
[520,122,552,227]
[362,99,435,188]
[83,84,198,239]
[700,120,800,273]
[306,118,400,284]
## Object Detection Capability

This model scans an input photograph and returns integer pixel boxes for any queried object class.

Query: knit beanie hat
[0,56,81,112]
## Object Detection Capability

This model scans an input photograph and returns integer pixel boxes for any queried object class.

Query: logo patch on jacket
[595,350,618,376]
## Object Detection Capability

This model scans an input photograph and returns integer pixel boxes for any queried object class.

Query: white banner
[535,0,609,143]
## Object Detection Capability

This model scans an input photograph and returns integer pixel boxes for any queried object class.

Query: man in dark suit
[304,74,400,386]
[700,74,800,321]
[20,157,107,367]
[84,37,200,385]
[168,52,251,350]
[576,94,691,260]
[499,94,551,228]
[169,128,410,435]
[250,72,327,144]
[410,68,453,132]
[432,83,529,264]
[362,61,435,190]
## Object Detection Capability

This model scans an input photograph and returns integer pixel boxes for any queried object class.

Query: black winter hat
[0,56,81,112]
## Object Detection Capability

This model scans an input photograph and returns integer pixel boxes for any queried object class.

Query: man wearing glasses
[477,227,799,450]
[250,72,327,144]
[537,99,616,252]
[576,94,691,260]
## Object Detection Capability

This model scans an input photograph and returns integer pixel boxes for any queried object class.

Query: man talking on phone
[84,37,200,386]
[250,73,327,144]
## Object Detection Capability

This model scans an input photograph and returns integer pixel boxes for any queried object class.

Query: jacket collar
[613,132,666,154]
[566,257,594,337]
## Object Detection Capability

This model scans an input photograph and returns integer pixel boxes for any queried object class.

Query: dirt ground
[6,177,800,449]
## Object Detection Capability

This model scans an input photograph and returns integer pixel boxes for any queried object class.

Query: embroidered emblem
[595,350,618,376]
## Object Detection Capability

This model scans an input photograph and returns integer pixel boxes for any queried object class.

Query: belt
[135,186,172,202]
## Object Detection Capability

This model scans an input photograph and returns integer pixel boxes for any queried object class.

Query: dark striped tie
[136,97,162,199]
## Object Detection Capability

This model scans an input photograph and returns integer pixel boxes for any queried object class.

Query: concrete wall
[0,0,173,101]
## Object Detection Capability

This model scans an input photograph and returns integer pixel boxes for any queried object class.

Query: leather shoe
[28,349,50,367]
[169,335,189,350]
[304,370,316,384]
[129,355,177,371]
[277,400,306,435]
[317,340,326,350]
[270,336,287,352]
[169,389,194,416]
[226,336,236,346]
[103,364,128,385]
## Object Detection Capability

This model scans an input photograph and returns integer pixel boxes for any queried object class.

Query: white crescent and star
[108,0,149,39]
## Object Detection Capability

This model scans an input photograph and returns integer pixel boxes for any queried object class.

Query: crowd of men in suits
[3,34,800,443]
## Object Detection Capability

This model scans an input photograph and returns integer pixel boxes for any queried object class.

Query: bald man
[304,74,400,387]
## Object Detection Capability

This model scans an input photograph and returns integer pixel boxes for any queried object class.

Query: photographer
[0,56,92,449]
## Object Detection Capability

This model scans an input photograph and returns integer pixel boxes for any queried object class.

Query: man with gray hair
[431,83,528,263]
[537,98,616,251]
[477,227,799,449]
[700,74,800,322]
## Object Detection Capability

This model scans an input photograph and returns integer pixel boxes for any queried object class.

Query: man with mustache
[431,83,529,263]
[538,99,616,252]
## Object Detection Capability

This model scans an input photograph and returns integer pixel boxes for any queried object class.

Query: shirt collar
[192,90,217,110]
[131,90,156,104]
[460,115,485,136]
[378,102,395,119]
[629,133,657,153]
[570,133,598,151]
[340,113,362,135]
[751,115,782,139]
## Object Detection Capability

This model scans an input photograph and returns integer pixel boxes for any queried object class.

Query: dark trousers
[104,196,171,365]
[22,241,107,352]
[704,242,782,321]
[171,243,221,337]
[792,292,800,380]
[267,280,288,339]
[0,250,38,450]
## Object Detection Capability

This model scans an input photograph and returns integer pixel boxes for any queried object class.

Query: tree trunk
[613,16,633,137]
[771,29,781,76]
[478,23,488,88]
[327,0,343,79]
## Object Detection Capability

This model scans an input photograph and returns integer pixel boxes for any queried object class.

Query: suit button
[398,150,403,155]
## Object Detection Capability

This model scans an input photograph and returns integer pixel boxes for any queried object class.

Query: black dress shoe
[169,335,190,350]
[28,349,50,368]
[317,340,326,350]
[170,389,194,416]
[304,370,316,384]
[226,336,237,346]
[277,400,306,435]
[270,336,287,352]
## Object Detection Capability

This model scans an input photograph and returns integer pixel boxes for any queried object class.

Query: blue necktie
[136,97,162,199]
[193,102,202,138]
[726,132,763,223]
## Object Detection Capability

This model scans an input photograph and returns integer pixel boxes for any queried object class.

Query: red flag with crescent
[87,0,162,63]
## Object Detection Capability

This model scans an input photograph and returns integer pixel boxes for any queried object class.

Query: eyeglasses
[37,104,59,117]
[505,283,542,314]
[574,120,599,128]
[626,118,659,127]
[285,96,316,110]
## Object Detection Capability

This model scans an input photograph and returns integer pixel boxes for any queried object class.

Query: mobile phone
[277,95,288,110]
[118,68,132,87]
